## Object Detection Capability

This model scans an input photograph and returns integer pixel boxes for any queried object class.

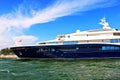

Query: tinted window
[102,46,120,50]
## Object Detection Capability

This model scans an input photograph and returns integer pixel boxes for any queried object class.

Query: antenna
[99,17,111,29]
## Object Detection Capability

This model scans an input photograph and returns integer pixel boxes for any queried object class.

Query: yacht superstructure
[39,17,120,45]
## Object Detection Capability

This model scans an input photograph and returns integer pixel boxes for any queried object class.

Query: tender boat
[10,17,120,59]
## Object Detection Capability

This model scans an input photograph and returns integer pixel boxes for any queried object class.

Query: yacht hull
[10,44,120,59]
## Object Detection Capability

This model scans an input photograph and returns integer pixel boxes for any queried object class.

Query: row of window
[48,41,78,44]
[59,46,120,51]
[48,39,120,45]
[102,46,120,50]
[49,42,58,44]
[36,45,120,52]
[63,41,78,44]
[110,39,120,43]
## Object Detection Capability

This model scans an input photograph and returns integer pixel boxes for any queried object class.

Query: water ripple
[0,69,10,73]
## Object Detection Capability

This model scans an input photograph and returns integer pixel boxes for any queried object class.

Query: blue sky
[0,0,120,49]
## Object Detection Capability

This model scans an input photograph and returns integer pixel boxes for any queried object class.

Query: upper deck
[39,17,120,45]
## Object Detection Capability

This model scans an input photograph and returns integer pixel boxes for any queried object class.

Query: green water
[0,58,120,80]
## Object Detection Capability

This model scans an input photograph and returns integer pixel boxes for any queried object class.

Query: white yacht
[11,18,120,59]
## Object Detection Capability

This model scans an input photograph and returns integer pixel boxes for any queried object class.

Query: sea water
[0,58,120,80]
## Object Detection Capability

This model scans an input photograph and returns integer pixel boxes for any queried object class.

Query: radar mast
[99,17,111,29]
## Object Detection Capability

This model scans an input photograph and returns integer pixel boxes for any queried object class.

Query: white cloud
[0,0,118,49]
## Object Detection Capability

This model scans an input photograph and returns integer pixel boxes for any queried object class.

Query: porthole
[19,52,22,55]
[52,49,55,52]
